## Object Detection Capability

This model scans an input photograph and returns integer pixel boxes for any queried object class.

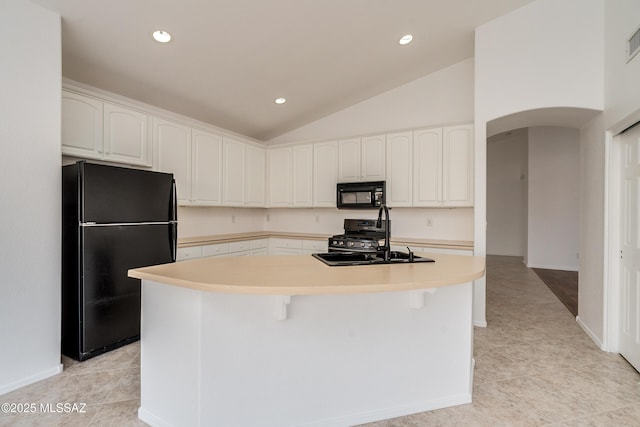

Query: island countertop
[129,252,485,295]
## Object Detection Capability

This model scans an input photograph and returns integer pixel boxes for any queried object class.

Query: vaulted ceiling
[32,0,534,141]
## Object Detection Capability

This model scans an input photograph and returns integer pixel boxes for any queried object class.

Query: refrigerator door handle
[171,179,178,221]
[171,222,178,262]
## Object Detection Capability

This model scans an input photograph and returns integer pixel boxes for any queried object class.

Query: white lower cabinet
[269,238,303,255]
[302,239,328,254]
[177,246,203,261]
[178,238,470,262]
[202,243,230,257]
[390,244,472,257]
[250,239,269,256]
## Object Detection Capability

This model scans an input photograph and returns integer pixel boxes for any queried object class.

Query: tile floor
[1,255,639,426]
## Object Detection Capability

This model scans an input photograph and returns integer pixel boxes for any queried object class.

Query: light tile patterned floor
[1,255,639,426]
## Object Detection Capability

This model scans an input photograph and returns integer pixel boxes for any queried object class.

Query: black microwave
[336,181,386,209]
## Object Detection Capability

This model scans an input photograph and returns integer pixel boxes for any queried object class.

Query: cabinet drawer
[177,246,202,261]
[250,239,268,249]
[270,238,303,249]
[229,240,251,253]
[302,240,327,251]
[202,243,229,257]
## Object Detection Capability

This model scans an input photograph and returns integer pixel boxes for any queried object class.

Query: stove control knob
[348,241,354,246]
[360,242,365,247]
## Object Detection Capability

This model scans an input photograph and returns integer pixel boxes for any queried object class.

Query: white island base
[137,279,474,427]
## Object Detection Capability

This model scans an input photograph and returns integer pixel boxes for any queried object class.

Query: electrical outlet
[266,214,270,222]
[231,215,236,224]
[315,215,320,223]
[426,218,433,227]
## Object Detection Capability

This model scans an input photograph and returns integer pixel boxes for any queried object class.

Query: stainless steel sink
[312,251,434,266]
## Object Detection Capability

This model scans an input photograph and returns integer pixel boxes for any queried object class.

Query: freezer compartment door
[80,223,174,354]
[79,162,175,223]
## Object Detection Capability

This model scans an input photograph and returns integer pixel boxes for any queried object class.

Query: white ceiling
[32,0,534,141]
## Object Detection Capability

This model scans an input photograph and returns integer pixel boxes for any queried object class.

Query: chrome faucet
[376,204,390,262]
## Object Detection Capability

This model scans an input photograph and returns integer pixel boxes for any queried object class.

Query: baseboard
[0,363,63,396]
[526,263,579,272]
[576,316,605,350]
[473,320,488,327]
[139,407,175,427]
[140,395,473,427]
[299,394,473,427]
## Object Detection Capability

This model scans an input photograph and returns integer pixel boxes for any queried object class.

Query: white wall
[487,129,528,256]
[475,0,605,328]
[475,0,604,125]
[268,58,474,145]
[178,207,266,238]
[0,0,62,394]
[604,0,640,129]
[526,127,580,270]
[264,208,474,242]
[578,114,606,344]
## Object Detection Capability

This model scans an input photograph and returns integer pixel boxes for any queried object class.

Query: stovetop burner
[328,218,389,252]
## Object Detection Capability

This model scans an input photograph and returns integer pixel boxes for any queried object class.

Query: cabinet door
[313,141,339,207]
[292,144,313,207]
[154,118,192,204]
[222,137,246,206]
[192,129,223,205]
[361,134,386,181]
[103,102,150,166]
[338,138,361,182]
[61,91,103,159]
[386,131,413,207]
[268,147,292,207]
[413,128,443,206]
[245,145,266,207]
[443,124,474,207]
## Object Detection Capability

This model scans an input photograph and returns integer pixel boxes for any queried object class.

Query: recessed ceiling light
[398,34,413,45]
[152,30,172,43]
[274,97,287,105]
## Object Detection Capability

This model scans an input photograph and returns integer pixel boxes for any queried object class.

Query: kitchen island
[129,253,484,427]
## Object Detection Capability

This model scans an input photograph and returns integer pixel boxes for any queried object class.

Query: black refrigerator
[62,161,177,361]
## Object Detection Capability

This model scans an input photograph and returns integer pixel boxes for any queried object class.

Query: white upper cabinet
[267,144,312,207]
[62,90,151,166]
[361,134,386,181]
[338,138,361,182]
[292,145,313,207]
[338,135,385,183]
[222,137,246,206]
[153,118,192,204]
[245,144,266,207]
[192,129,223,206]
[62,91,103,159]
[413,124,473,207]
[268,146,292,207]
[313,141,339,207]
[386,131,413,207]
[413,127,443,206]
[442,124,474,207]
[103,102,150,166]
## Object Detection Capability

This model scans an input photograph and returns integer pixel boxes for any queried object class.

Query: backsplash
[178,206,473,241]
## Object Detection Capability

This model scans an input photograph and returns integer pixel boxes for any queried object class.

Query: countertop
[129,253,485,295]
[178,231,474,251]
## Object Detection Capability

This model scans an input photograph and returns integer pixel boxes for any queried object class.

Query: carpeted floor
[532,268,578,316]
